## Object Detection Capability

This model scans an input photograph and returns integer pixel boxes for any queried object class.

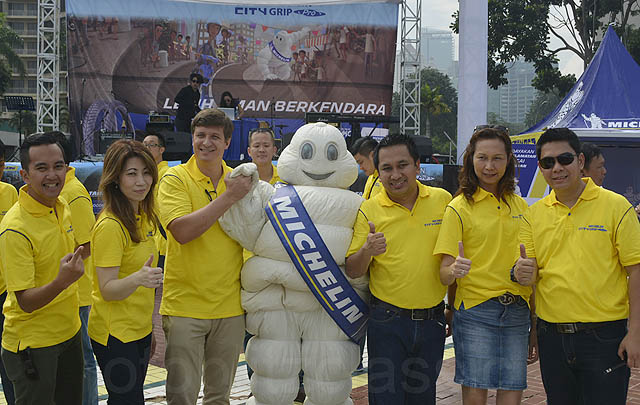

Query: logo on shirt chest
[578,224,608,232]
[66,224,73,233]
[147,230,154,237]
[424,219,442,227]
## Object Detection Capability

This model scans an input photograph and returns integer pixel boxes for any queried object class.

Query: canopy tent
[513,26,640,203]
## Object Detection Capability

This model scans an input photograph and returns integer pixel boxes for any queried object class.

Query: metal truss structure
[37,0,60,132]
[399,0,421,137]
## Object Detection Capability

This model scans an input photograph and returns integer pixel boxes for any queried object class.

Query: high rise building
[421,28,454,78]
[488,59,536,125]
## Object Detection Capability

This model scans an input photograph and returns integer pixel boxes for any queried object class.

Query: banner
[511,132,549,204]
[65,0,399,154]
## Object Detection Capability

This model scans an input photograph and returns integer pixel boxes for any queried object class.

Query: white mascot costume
[220,122,367,405]
[257,27,309,80]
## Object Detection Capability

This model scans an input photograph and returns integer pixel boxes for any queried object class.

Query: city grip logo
[235,7,326,17]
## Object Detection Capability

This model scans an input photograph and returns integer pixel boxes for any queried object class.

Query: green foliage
[0,14,26,95]
[8,110,36,137]
[524,91,565,128]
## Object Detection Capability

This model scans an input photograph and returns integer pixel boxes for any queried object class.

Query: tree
[0,14,25,95]
[420,83,451,139]
[9,110,36,138]
[452,0,640,94]
[524,91,565,128]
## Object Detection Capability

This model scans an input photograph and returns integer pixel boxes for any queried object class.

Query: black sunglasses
[539,152,577,169]
[474,124,509,135]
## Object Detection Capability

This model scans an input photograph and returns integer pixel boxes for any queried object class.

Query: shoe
[295,386,306,403]
[355,363,364,372]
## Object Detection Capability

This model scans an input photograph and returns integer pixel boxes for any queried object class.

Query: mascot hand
[230,163,259,192]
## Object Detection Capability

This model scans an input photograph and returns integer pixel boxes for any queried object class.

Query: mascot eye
[301,142,314,160]
[326,144,338,161]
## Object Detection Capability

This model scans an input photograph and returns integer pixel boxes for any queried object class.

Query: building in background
[487,59,536,126]
[421,27,455,78]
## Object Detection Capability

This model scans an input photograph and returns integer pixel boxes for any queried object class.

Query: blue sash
[265,184,368,343]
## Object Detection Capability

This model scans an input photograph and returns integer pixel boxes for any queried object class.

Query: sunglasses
[474,124,509,135]
[539,152,577,169]
[191,79,201,84]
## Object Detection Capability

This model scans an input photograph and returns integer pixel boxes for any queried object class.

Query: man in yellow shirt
[53,132,98,405]
[351,136,382,199]
[0,139,17,404]
[158,109,252,404]
[246,128,279,184]
[580,142,606,187]
[515,128,640,404]
[143,132,169,266]
[0,133,85,404]
[346,134,451,405]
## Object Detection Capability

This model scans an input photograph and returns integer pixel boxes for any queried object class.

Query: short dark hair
[20,132,64,170]
[350,136,378,156]
[581,142,602,170]
[374,134,419,169]
[0,139,6,161]
[536,128,581,160]
[191,108,234,140]
[248,128,275,145]
[146,132,165,147]
[51,131,72,164]
[189,72,203,83]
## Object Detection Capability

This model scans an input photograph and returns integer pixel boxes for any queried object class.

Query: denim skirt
[452,297,530,390]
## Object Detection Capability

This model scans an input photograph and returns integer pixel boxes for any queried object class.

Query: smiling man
[157,108,252,404]
[515,128,640,404]
[0,133,85,404]
[346,134,451,405]
[350,136,381,200]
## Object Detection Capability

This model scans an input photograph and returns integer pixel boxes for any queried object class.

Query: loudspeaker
[160,131,192,162]
[443,164,460,196]
[98,132,129,154]
[147,122,175,133]
[410,136,433,163]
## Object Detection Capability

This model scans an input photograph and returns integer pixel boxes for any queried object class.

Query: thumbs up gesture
[451,241,471,279]
[363,221,386,256]
[136,254,164,289]
[515,244,537,286]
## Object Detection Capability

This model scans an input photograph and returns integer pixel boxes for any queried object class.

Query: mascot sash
[266,184,368,343]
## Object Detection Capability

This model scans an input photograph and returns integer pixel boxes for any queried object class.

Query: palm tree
[0,14,26,95]
[420,84,451,137]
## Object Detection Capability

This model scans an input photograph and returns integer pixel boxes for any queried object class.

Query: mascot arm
[220,163,275,251]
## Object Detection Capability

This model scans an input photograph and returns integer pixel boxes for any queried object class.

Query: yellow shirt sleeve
[433,205,464,258]
[67,195,94,244]
[615,205,640,267]
[2,230,36,291]
[92,217,127,268]
[346,208,371,258]
[158,171,192,229]
[520,207,536,258]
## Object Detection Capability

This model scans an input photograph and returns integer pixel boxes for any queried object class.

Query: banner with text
[65,0,399,154]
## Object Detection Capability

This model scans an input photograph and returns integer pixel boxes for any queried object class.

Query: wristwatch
[510,266,518,283]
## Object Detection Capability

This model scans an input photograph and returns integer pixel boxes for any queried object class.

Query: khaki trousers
[162,315,244,405]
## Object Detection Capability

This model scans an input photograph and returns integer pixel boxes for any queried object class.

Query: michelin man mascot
[220,122,368,405]
[257,27,309,80]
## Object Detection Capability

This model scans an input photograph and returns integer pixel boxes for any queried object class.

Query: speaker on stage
[410,136,433,163]
[147,121,175,133]
[98,132,129,154]
[160,131,193,162]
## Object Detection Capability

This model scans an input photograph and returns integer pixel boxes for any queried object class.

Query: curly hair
[456,127,517,204]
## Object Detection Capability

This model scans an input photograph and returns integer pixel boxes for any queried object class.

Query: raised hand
[57,246,85,289]
[515,244,537,286]
[363,221,386,256]
[136,255,163,289]
[451,241,471,279]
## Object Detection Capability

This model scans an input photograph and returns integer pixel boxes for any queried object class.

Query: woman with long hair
[88,139,163,404]
[434,127,537,405]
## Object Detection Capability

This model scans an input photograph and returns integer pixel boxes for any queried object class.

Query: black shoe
[295,386,306,403]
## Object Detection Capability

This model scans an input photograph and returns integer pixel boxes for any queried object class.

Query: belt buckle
[556,323,577,334]
[411,309,428,321]
[498,292,516,305]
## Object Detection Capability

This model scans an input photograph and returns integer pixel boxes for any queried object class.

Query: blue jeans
[79,306,98,405]
[367,300,446,405]
[0,291,15,405]
[537,318,630,405]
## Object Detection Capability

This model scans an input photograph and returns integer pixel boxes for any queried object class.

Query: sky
[420,2,584,78]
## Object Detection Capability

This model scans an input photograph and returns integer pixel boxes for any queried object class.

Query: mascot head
[278,122,358,188]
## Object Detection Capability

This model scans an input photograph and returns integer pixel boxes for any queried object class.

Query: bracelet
[510,266,518,283]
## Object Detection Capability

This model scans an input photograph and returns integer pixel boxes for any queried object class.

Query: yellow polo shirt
[154,161,170,257]
[243,164,281,262]
[347,181,451,309]
[0,182,18,295]
[434,188,531,309]
[0,186,80,352]
[158,156,243,319]
[521,178,640,323]
[363,170,382,200]
[89,211,157,345]
[61,167,96,307]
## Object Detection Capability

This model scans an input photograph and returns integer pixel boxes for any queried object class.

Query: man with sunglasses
[174,73,203,133]
[514,128,640,404]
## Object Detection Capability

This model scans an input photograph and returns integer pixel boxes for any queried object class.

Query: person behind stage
[0,132,85,404]
[174,73,203,133]
[350,136,382,200]
[218,91,244,119]
[246,127,279,184]
[580,142,607,187]
[53,132,99,405]
[346,134,451,405]
[434,127,535,405]
[157,108,252,404]
[0,139,17,405]
[89,139,163,403]
[143,132,169,266]
[515,128,640,404]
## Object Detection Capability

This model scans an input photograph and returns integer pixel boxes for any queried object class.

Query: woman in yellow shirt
[89,139,163,404]
[434,127,536,405]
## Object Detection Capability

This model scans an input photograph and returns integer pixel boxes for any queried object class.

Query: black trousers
[92,334,152,405]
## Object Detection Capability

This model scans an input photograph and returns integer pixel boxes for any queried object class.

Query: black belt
[539,318,627,334]
[370,295,444,321]
[490,292,525,305]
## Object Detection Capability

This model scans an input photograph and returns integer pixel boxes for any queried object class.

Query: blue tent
[522,26,640,142]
